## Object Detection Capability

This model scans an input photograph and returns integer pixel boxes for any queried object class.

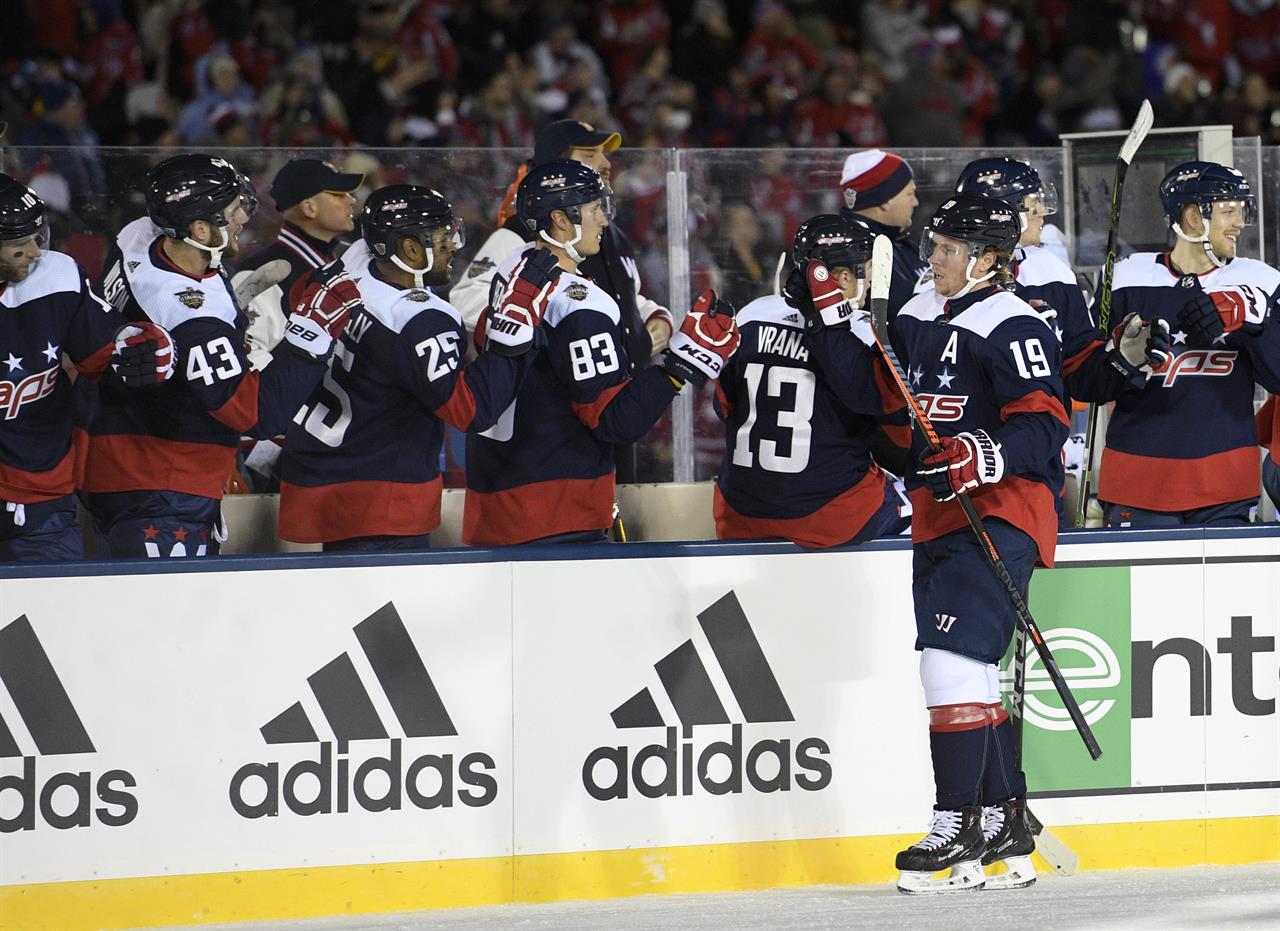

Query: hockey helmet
[361,184,463,286]
[920,194,1021,262]
[1159,161,1255,230]
[955,157,1057,229]
[145,154,253,239]
[0,172,50,247]
[792,213,875,276]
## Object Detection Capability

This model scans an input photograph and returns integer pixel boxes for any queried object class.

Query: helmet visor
[0,220,51,253]
[1024,179,1057,217]
[920,229,982,263]
[1211,197,1256,226]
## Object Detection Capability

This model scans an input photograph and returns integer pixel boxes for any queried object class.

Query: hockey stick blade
[773,251,788,296]
[1118,100,1154,166]
[870,235,894,345]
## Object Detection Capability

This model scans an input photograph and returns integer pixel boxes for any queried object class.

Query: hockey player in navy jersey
[1069,161,1280,527]
[890,195,1069,893]
[464,161,740,546]
[79,154,356,558]
[0,174,174,561]
[278,185,547,550]
[713,214,909,547]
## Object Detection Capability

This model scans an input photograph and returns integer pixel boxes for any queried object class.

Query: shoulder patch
[175,287,206,309]
[564,282,589,302]
[467,256,496,279]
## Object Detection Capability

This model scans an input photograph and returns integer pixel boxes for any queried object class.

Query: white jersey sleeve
[451,227,526,334]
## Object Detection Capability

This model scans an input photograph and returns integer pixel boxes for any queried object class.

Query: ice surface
[184,863,1280,931]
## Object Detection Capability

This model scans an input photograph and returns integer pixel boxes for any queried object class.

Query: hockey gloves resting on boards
[783,259,857,333]
[1178,286,1271,347]
[285,260,363,358]
[662,289,741,389]
[111,322,176,387]
[919,430,1006,502]
[1106,312,1172,380]
[487,249,561,356]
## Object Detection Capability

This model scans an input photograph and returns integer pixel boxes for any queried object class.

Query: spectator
[530,17,610,118]
[258,48,352,148]
[715,201,773,310]
[177,52,257,145]
[458,69,534,149]
[76,0,143,144]
[672,0,739,108]
[594,0,672,89]
[16,81,106,220]
[792,65,888,148]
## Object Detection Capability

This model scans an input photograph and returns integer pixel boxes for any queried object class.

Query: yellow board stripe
[4,816,1277,931]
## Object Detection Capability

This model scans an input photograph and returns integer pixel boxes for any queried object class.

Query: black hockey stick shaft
[1076,100,1154,527]
[867,257,1102,760]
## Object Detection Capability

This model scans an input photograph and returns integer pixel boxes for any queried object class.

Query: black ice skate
[895,806,986,894]
[981,797,1038,890]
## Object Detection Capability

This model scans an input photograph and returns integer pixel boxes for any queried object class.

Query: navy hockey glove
[1106,312,1171,380]
[919,430,1005,502]
[284,260,362,358]
[111,322,176,387]
[1178,286,1271,347]
[487,249,561,356]
[662,289,740,388]
[783,259,856,333]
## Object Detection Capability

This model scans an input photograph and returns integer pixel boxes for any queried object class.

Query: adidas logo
[230,603,496,819]
[0,616,138,833]
[584,592,832,801]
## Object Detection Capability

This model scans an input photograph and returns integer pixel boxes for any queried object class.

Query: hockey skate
[895,806,986,894]
[981,797,1038,889]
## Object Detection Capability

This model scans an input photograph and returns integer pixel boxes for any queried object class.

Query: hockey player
[890,194,1069,893]
[0,174,174,561]
[838,149,927,322]
[231,158,364,491]
[278,185,547,550]
[453,120,673,481]
[1069,161,1280,527]
[463,161,740,546]
[79,154,356,558]
[713,214,909,547]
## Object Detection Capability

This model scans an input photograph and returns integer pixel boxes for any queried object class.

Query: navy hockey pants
[0,494,84,562]
[1103,498,1255,528]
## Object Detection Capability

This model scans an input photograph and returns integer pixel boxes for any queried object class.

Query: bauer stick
[867,235,1102,761]
[1075,99,1154,526]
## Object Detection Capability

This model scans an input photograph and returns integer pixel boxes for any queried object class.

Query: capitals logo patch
[564,282,589,301]
[175,287,205,310]
[916,392,969,422]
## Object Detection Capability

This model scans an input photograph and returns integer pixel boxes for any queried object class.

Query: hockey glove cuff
[919,430,1006,502]
[784,259,856,333]
[662,289,740,388]
[1178,286,1271,346]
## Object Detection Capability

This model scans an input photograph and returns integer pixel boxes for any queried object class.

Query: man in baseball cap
[532,119,622,174]
[839,149,926,322]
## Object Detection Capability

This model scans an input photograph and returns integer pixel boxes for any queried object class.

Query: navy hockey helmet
[1159,161,1255,230]
[793,213,874,275]
[921,194,1021,298]
[955,157,1057,227]
[144,154,255,267]
[0,172,49,246]
[361,184,464,286]
[516,160,613,262]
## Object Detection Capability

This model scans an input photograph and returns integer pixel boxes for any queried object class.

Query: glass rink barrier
[0,140,1273,523]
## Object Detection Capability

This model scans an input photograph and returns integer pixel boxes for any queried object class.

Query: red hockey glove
[1106,312,1171,379]
[662,289,740,388]
[1026,298,1058,327]
[111,321,175,387]
[783,259,855,333]
[487,249,561,356]
[283,260,361,358]
[919,430,1006,502]
[1178,286,1271,347]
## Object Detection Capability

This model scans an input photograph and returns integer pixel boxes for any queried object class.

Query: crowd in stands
[4,1,1280,161]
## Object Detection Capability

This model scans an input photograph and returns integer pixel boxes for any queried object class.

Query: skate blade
[982,855,1037,890]
[896,859,986,895]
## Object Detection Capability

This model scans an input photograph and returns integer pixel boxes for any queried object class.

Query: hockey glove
[919,430,1005,502]
[111,322,176,387]
[783,259,856,333]
[232,258,290,308]
[487,249,561,356]
[1178,286,1271,347]
[1026,298,1059,327]
[283,260,362,358]
[662,289,740,388]
[1105,312,1171,380]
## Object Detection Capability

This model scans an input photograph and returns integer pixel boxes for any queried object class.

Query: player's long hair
[990,248,1015,285]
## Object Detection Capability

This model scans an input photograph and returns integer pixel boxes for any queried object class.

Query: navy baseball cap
[270,159,364,211]
[532,120,621,166]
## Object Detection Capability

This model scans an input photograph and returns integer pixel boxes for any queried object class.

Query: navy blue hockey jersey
[81,218,328,501]
[713,294,908,547]
[463,244,678,545]
[1068,252,1280,511]
[0,251,120,502]
[892,285,1068,565]
[278,240,533,543]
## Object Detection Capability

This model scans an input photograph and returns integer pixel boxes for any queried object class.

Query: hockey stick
[868,235,1102,762]
[1074,99,1154,527]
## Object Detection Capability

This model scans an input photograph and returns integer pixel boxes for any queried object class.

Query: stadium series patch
[175,287,205,309]
[565,282,589,301]
[467,257,495,279]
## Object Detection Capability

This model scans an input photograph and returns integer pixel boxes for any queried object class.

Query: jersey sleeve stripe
[999,390,1069,427]
[209,370,263,432]
[433,371,479,432]
[571,382,628,430]
[74,341,116,381]
[1062,338,1104,377]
